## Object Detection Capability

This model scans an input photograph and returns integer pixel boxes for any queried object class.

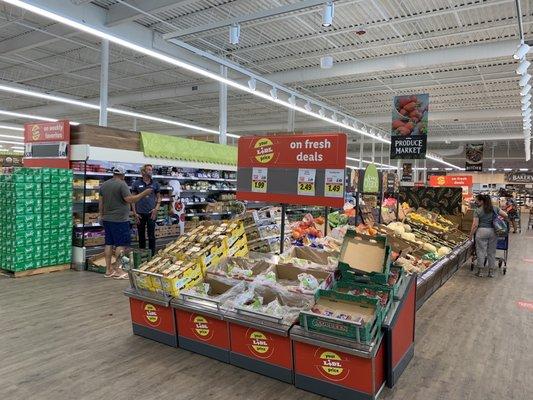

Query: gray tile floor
[1,230,532,400]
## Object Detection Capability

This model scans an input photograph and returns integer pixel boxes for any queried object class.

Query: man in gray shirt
[99,166,152,279]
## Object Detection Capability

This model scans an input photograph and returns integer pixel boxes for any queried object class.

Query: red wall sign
[236,133,347,208]
[429,175,473,187]
[23,120,70,168]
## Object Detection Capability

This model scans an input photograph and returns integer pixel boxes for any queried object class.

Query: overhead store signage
[237,133,347,207]
[390,94,429,159]
[505,171,533,184]
[382,172,399,193]
[23,120,70,168]
[429,175,473,199]
[401,163,413,183]
[465,143,484,171]
[0,154,23,167]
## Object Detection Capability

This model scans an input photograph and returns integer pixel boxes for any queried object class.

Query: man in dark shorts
[131,164,161,256]
[99,166,152,279]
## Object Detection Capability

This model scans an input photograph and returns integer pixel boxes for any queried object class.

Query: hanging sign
[401,163,413,183]
[390,94,429,159]
[237,133,347,207]
[505,171,533,184]
[382,172,399,193]
[465,144,484,171]
[0,154,23,167]
[23,120,70,168]
[361,164,380,193]
[429,175,473,199]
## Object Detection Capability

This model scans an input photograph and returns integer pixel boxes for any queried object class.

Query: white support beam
[98,39,109,126]
[105,0,194,27]
[162,0,327,39]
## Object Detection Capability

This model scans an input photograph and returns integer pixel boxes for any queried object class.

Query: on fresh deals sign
[429,175,473,198]
[237,133,347,207]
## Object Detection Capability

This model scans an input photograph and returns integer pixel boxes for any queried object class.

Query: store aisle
[0,232,531,400]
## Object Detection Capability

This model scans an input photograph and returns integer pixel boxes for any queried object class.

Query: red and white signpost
[23,120,70,168]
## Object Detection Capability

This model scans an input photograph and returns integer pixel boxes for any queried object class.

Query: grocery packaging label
[251,167,268,193]
[324,169,344,198]
[297,168,316,196]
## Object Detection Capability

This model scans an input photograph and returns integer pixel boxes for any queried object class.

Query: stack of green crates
[0,168,73,272]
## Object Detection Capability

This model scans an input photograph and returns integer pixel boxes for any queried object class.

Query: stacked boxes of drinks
[0,168,73,271]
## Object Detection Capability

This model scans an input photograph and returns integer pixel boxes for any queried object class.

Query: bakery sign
[237,133,347,207]
[505,171,533,184]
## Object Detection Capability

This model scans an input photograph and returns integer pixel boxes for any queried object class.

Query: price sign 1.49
[324,169,345,198]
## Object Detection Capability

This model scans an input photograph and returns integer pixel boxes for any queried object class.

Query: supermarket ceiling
[0,0,531,168]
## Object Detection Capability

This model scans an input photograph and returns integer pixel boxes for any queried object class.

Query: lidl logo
[192,315,213,341]
[143,303,160,327]
[315,349,350,382]
[437,176,446,186]
[254,138,274,164]
[247,330,274,359]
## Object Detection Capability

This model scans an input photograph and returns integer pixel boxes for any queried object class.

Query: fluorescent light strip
[13,149,23,153]
[0,109,58,122]
[346,156,395,169]
[0,134,23,140]
[0,139,22,145]
[0,124,23,131]
[0,0,463,170]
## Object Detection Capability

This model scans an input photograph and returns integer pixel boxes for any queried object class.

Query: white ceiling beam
[162,0,327,39]
[105,0,196,27]
[0,23,76,55]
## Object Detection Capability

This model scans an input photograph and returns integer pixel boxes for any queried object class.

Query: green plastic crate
[299,289,383,344]
[332,280,392,319]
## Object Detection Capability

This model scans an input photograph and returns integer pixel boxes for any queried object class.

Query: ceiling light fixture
[519,168,529,171]
[521,94,532,103]
[488,168,497,171]
[304,101,312,112]
[0,133,23,140]
[520,84,531,96]
[288,95,296,106]
[247,78,256,91]
[514,42,530,60]
[322,1,334,27]
[503,168,513,171]
[0,109,59,122]
[517,59,531,75]
[0,124,24,131]
[522,102,531,110]
[318,107,326,117]
[229,23,240,45]
[269,87,278,99]
[320,55,333,69]
[0,139,23,145]
[519,74,531,87]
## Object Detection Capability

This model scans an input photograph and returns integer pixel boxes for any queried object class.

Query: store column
[99,39,109,127]
[219,65,227,145]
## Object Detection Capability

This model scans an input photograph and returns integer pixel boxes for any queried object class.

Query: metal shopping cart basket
[470,223,509,275]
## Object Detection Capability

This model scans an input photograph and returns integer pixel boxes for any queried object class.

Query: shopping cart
[510,208,522,234]
[470,225,509,275]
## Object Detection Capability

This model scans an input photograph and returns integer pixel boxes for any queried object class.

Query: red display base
[292,333,386,400]
[175,308,230,363]
[128,297,177,347]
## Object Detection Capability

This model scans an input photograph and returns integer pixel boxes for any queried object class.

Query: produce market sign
[237,133,347,207]
[465,143,483,171]
[23,120,70,168]
[505,171,533,184]
[390,94,429,159]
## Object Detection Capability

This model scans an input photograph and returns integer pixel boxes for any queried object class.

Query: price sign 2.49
[298,169,316,196]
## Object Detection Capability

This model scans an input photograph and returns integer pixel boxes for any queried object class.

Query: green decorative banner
[362,164,380,193]
[140,131,237,165]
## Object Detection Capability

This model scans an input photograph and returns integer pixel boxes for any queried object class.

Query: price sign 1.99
[251,167,268,193]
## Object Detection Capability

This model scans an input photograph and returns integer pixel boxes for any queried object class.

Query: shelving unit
[70,144,238,267]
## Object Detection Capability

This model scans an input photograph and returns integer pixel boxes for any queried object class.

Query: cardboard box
[266,263,333,295]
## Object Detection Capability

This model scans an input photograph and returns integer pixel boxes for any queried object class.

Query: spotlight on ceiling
[514,42,530,60]
[269,87,277,99]
[519,74,532,87]
[517,59,531,75]
[320,55,333,69]
[288,95,296,106]
[247,78,256,91]
[229,23,240,45]
[322,1,334,27]
[520,84,531,96]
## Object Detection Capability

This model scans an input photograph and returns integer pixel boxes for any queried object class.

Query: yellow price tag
[298,182,315,194]
[252,180,267,193]
[325,183,343,197]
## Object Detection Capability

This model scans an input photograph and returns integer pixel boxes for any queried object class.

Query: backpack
[492,209,508,237]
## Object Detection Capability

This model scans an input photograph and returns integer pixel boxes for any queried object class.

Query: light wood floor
[1,230,531,400]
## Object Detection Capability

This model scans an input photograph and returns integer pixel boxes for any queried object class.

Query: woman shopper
[469,194,508,277]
